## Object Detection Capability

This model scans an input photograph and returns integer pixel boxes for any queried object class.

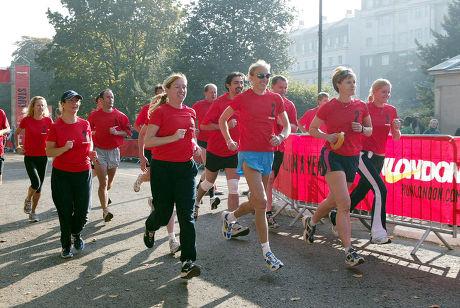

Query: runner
[265,75,298,229]
[0,108,10,186]
[88,89,132,222]
[46,90,97,258]
[219,60,291,271]
[194,72,249,238]
[298,92,329,134]
[14,96,53,222]
[302,67,372,266]
[329,79,400,244]
[192,83,218,207]
[143,73,201,279]
[89,94,103,179]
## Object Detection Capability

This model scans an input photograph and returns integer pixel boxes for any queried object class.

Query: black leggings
[24,156,48,193]
[51,167,92,249]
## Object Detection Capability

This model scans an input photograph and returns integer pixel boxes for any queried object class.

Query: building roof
[428,55,460,74]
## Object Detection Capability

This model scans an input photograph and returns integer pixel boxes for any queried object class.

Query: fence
[273,134,459,255]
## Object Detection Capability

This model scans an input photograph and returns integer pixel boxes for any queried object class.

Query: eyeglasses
[256,73,271,79]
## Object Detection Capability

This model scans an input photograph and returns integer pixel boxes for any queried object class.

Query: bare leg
[265,171,276,212]
[95,163,109,211]
[225,168,240,212]
[195,168,218,204]
[166,210,176,233]
[31,192,41,212]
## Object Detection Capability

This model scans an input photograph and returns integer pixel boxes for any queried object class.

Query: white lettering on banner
[383,158,460,184]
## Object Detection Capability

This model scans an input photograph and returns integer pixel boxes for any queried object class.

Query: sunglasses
[256,73,271,79]
[339,69,351,76]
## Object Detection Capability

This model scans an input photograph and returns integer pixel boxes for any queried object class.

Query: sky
[0,0,361,68]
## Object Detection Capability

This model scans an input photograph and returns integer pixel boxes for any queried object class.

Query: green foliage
[172,0,295,104]
[36,0,182,120]
[285,81,332,117]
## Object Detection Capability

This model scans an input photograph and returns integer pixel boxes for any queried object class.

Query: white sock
[226,211,236,223]
[344,246,351,253]
[261,242,271,256]
[310,219,317,227]
[168,232,175,240]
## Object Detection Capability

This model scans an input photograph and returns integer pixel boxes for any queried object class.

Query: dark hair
[154,84,163,94]
[271,75,288,86]
[331,66,356,93]
[225,72,245,92]
[403,116,413,126]
[99,88,112,98]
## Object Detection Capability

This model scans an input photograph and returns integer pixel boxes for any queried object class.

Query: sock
[266,211,272,216]
[261,242,271,256]
[344,246,351,253]
[226,211,236,223]
[310,218,317,227]
[169,232,175,240]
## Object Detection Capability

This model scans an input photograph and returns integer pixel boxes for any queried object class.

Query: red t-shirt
[88,108,132,149]
[0,109,9,156]
[230,89,285,152]
[298,107,328,133]
[135,104,149,128]
[316,98,369,156]
[19,116,53,156]
[362,102,398,154]
[202,93,239,157]
[274,97,297,152]
[48,117,92,172]
[148,103,196,162]
[192,99,213,142]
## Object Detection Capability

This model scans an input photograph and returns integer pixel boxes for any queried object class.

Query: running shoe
[108,198,112,205]
[329,209,339,237]
[345,247,365,266]
[29,212,39,223]
[147,197,154,213]
[210,197,220,210]
[143,228,155,248]
[72,234,84,251]
[180,260,201,279]
[61,247,73,259]
[133,173,143,192]
[221,211,234,240]
[231,222,250,238]
[241,190,250,196]
[371,236,392,244]
[169,238,181,254]
[266,212,280,229]
[103,211,113,222]
[302,216,316,244]
[24,199,32,214]
[264,251,284,271]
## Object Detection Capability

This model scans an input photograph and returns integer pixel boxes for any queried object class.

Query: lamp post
[318,0,323,92]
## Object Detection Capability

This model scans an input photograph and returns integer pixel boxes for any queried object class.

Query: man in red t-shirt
[192,83,218,205]
[265,75,298,229]
[0,109,11,185]
[298,92,329,133]
[88,89,132,222]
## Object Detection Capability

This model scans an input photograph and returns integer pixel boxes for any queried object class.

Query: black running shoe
[210,197,220,210]
[180,260,201,279]
[302,216,316,244]
[108,198,112,205]
[143,228,155,248]
[72,234,84,251]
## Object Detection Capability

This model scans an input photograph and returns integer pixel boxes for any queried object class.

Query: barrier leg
[272,200,289,218]
[411,229,431,255]
[290,206,307,227]
[433,231,454,250]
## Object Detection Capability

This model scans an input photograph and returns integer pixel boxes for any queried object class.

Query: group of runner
[0,60,401,278]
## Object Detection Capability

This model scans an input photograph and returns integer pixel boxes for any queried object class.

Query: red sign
[274,135,460,225]
[15,65,30,127]
[0,69,10,83]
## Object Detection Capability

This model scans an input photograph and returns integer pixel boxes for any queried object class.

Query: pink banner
[15,65,29,127]
[0,69,10,83]
[274,135,460,225]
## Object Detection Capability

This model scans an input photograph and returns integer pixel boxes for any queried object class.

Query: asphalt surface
[0,153,459,307]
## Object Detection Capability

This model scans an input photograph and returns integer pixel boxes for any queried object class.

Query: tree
[286,81,332,117]
[416,0,460,113]
[173,0,295,104]
[36,0,182,120]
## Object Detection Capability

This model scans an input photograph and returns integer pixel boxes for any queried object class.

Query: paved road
[0,153,459,307]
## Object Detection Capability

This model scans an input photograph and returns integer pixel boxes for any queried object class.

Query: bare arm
[309,116,336,144]
[362,115,373,137]
[46,140,72,157]
[299,123,308,134]
[0,127,10,137]
[219,106,238,151]
[391,118,401,141]
[144,124,185,148]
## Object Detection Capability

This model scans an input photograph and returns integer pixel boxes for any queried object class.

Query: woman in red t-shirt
[143,73,201,279]
[46,90,97,259]
[304,67,372,267]
[219,60,291,272]
[15,96,53,222]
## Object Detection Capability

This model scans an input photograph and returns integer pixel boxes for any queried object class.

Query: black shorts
[205,151,238,172]
[319,147,359,183]
[197,139,207,149]
[272,151,284,178]
[0,155,4,174]
[144,149,152,167]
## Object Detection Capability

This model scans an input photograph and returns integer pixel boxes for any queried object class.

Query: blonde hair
[248,59,271,76]
[148,73,187,117]
[331,66,356,93]
[368,78,391,103]
[26,96,49,117]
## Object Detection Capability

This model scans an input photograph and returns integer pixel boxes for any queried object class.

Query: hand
[392,118,401,130]
[17,147,26,155]
[88,150,98,163]
[174,129,187,140]
[351,121,362,133]
[139,156,148,172]
[226,139,238,151]
[64,140,74,150]
[228,119,237,129]
[326,133,338,144]
[109,126,119,135]
[269,134,283,146]
[193,144,202,157]
[195,128,200,136]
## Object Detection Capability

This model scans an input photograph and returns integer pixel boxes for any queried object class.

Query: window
[364,56,373,67]
[328,57,333,66]
[399,11,408,23]
[366,37,373,47]
[312,60,316,69]
[338,55,343,64]
[304,61,309,70]
[366,21,373,28]
[381,54,389,65]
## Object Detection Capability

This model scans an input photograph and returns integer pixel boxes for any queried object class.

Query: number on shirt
[82,131,88,142]
[271,104,276,117]
[114,118,118,126]
[42,126,47,133]
[354,110,359,122]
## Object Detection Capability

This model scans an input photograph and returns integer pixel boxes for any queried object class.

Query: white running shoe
[169,238,181,254]
[29,212,39,222]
